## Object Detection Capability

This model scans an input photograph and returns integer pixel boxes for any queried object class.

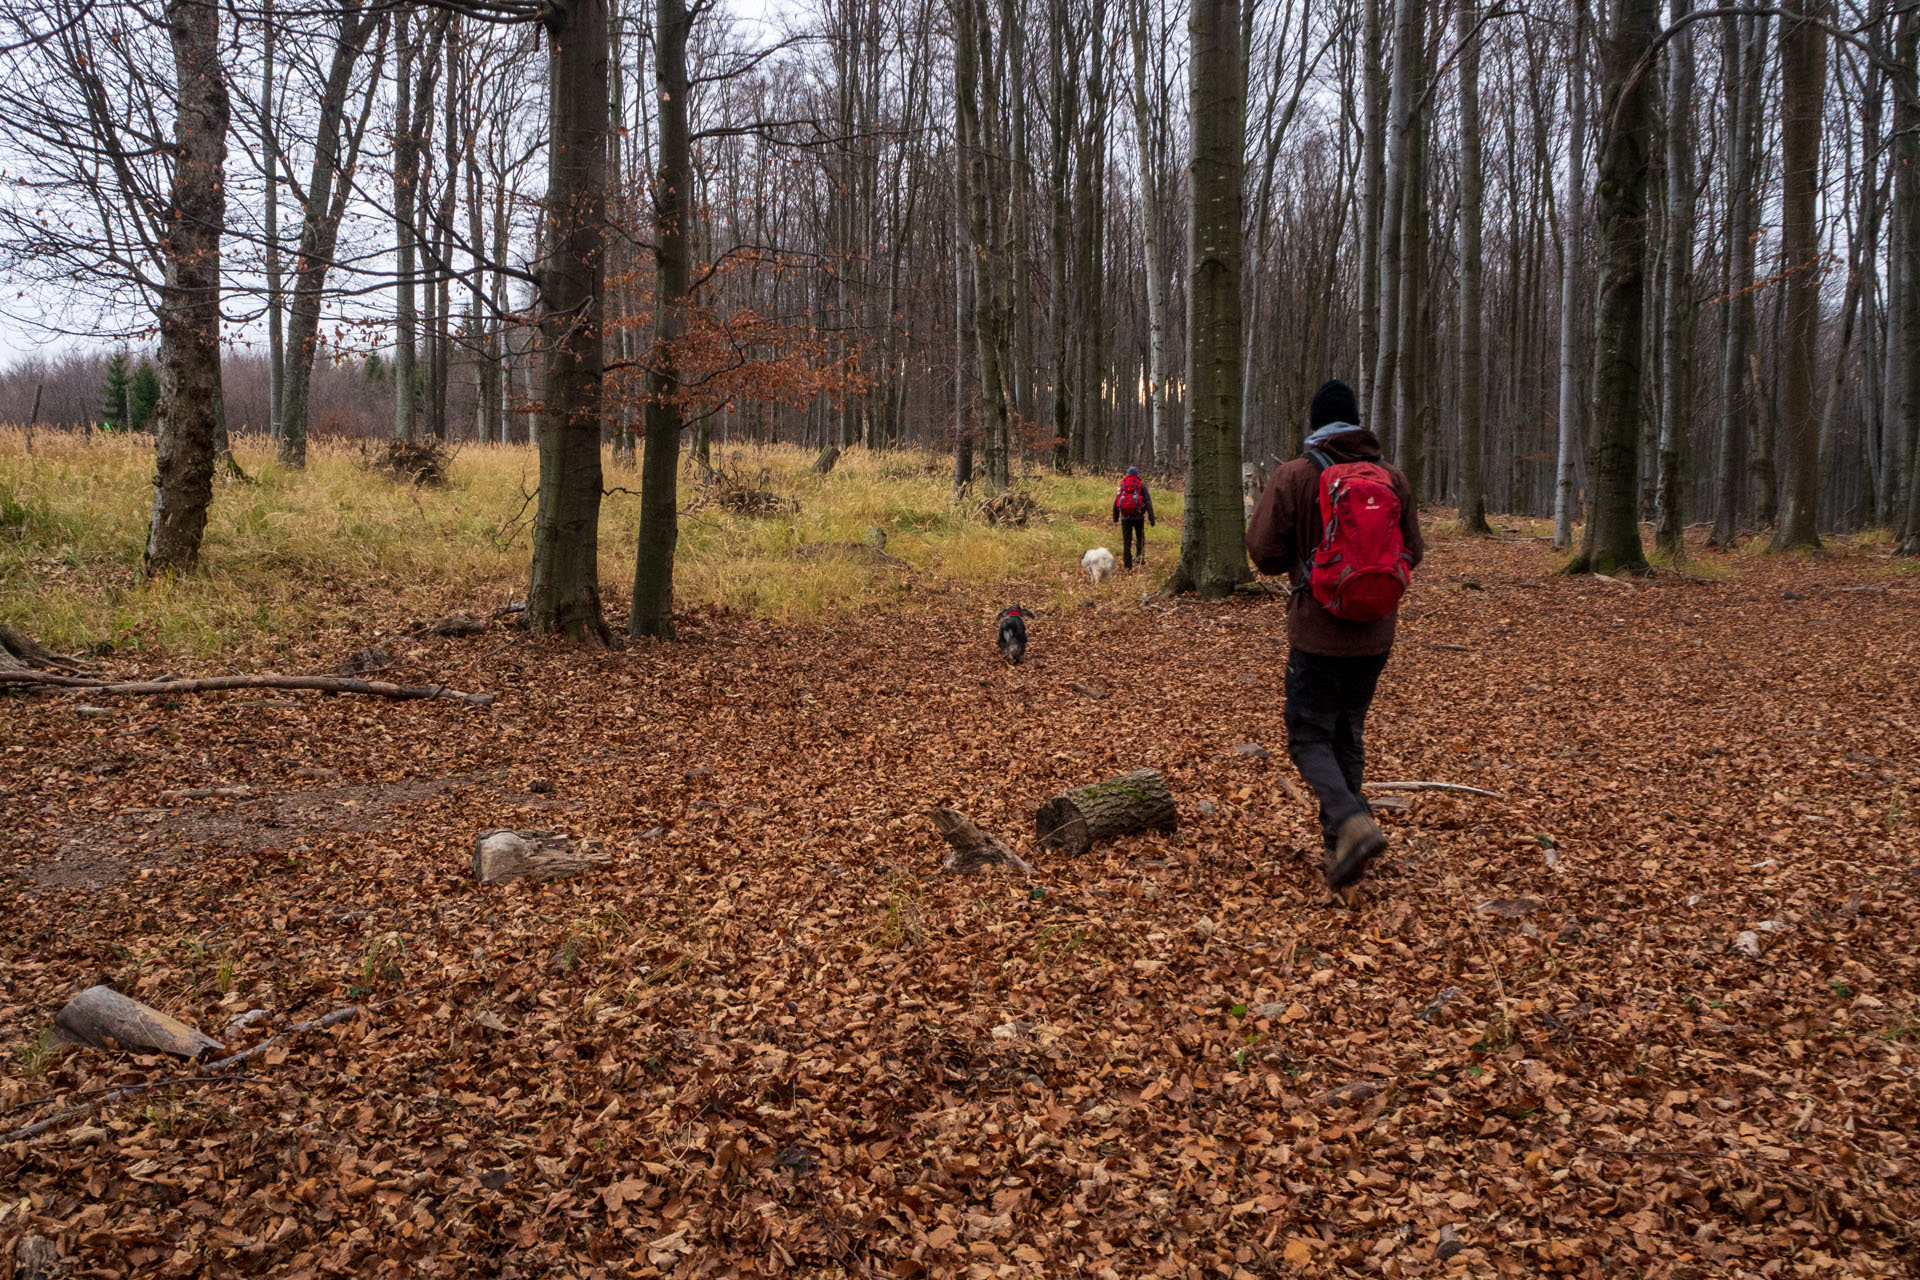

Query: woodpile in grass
[364,437,452,486]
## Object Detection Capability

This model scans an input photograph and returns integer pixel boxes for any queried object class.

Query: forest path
[2,530,1916,1275]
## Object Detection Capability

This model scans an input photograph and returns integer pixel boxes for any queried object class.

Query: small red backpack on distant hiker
[1116,473,1146,517]
[1304,449,1412,622]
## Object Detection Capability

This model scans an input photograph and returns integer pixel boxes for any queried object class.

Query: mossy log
[1035,769,1177,855]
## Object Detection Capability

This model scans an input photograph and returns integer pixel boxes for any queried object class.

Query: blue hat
[1126,467,1139,477]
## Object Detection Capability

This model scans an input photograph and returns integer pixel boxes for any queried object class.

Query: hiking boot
[1325,813,1387,889]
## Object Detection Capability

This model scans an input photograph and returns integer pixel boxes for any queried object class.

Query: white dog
[1082,547,1116,584]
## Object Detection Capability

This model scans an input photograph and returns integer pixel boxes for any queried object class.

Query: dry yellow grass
[0,428,1182,656]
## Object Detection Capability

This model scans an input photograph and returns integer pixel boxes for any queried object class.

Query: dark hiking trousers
[1121,517,1147,568]
[1284,648,1391,851]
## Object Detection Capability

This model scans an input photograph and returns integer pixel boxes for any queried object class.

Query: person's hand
[1149,517,1156,527]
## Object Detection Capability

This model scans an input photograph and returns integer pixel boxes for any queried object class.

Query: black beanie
[1308,380,1360,431]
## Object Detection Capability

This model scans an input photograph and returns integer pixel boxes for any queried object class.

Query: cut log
[52,986,223,1059]
[1035,769,1178,856]
[472,829,609,884]
[0,670,495,706]
[811,445,841,475]
[925,808,1035,876]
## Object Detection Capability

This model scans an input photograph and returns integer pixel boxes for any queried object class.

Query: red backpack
[1116,473,1145,517]
[1304,450,1411,622]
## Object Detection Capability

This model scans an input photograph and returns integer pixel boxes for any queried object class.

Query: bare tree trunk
[145,0,230,577]
[1711,14,1766,546]
[630,0,690,636]
[1770,0,1824,551]
[528,0,612,643]
[1553,2,1587,550]
[1358,0,1386,411]
[1456,0,1490,534]
[261,0,284,447]
[393,14,418,441]
[1130,0,1172,470]
[1656,0,1696,556]
[1898,10,1920,553]
[1569,0,1659,575]
[1369,0,1420,446]
[1392,12,1428,497]
[956,0,1011,491]
[1166,0,1250,598]
[281,5,384,466]
[955,129,976,489]
[1047,0,1073,471]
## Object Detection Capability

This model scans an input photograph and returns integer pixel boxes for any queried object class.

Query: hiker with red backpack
[1245,380,1424,895]
[1112,467,1156,569]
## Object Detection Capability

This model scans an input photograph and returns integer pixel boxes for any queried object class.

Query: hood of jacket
[1303,423,1384,464]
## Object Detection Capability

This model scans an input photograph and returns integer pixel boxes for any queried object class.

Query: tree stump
[473,829,610,884]
[811,446,841,475]
[52,985,223,1059]
[925,809,1034,876]
[1035,769,1178,855]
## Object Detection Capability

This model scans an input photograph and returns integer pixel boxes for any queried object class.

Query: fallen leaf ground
[2,529,1917,1278]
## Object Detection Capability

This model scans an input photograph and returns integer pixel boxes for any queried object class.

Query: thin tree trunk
[281,5,384,466]
[1770,0,1824,551]
[1370,0,1420,445]
[1553,2,1587,550]
[1047,0,1073,472]
[528,0,612,643]
[1456,0,1490,534]
[262,0,284,447]
[956,0,1011,491]
[1130,0,1172,471]
[1166,0,1250,598]
[1711,14,1767,546]
[393,14,418,441]
[1897,10,1920,553]
[145,0,230,577]
[1656,0,1696,556]
[631,0,691,636]
[1570,0,1660,575]
[1359,0,1386,413]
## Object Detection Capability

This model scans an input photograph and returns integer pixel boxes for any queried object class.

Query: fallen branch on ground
[3,1004,365,1144]
[1363,781,1506,799]
[926,809,1034,876]
[0,670,496,706]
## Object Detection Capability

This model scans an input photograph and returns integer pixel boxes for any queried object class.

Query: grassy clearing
[0,428,1183,656]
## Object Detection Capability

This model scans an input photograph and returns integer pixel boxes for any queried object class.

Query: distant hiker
[1111,467,1157,569]
[1245,379,1424,894]
[996,606,1032,664]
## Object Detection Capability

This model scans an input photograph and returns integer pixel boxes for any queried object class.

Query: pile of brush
[689,458,798,518]
[365,437,451,486]
[969,487,1039,527]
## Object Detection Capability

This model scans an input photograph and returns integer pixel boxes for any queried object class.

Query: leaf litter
[1,530,1917,1276]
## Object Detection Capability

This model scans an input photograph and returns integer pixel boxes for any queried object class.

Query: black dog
[995,607,1032,664]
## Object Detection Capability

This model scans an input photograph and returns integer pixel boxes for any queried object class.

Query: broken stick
[0,670,496,706]
[1362,781,1505,800]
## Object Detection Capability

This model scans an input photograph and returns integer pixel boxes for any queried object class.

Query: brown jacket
[1244,427,1425,656]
